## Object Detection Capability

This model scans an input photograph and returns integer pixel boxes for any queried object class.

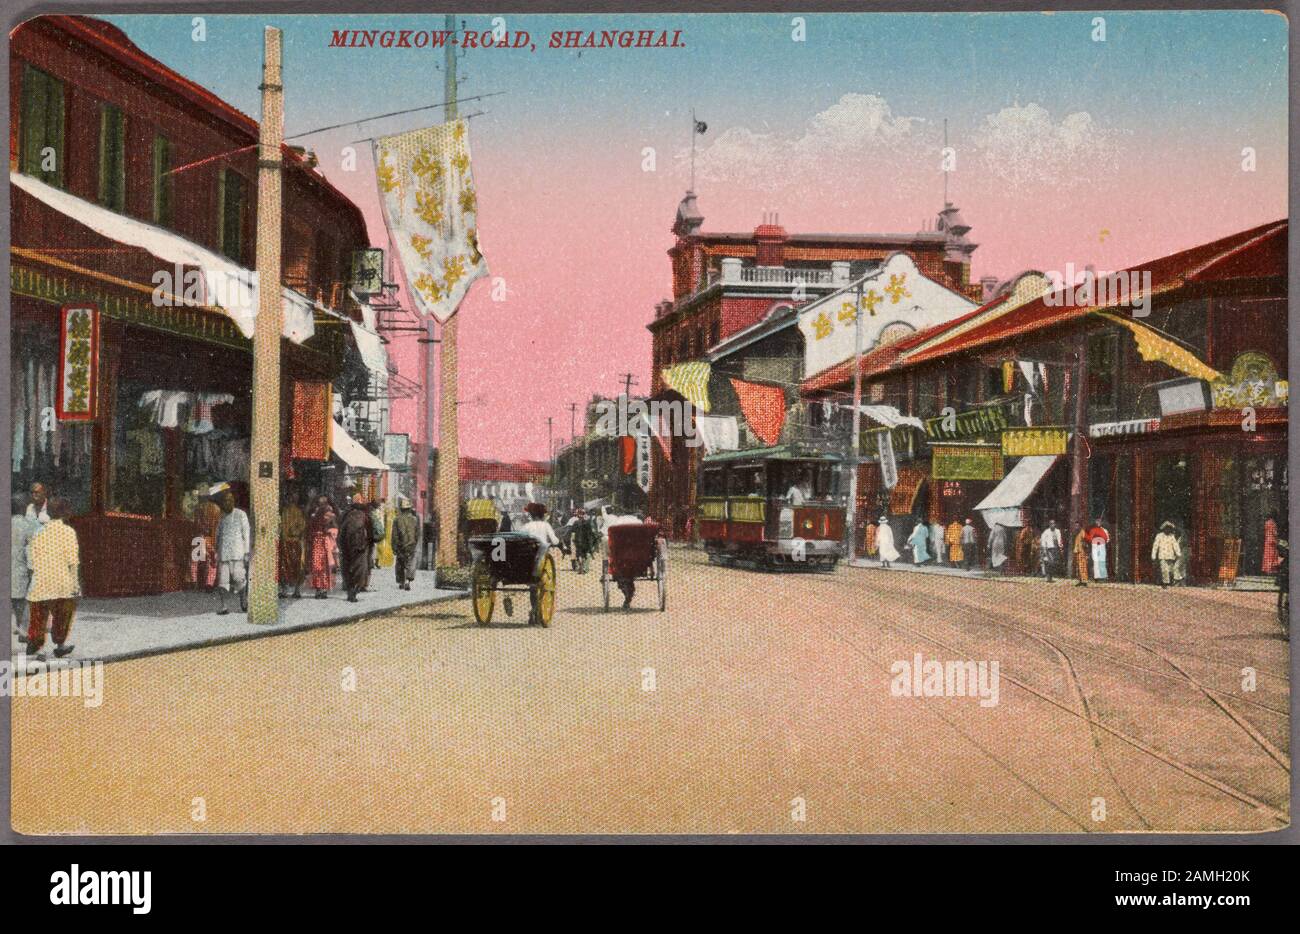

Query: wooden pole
[846,277,864,562]
[434,12,461,568]
[247,26,284,624]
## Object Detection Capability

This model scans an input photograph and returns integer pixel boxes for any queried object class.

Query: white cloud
[970,103,1121,187]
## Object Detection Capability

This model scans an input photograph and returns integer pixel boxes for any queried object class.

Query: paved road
[11,548,1290,835]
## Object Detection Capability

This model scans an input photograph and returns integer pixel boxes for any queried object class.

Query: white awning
[331,419,388,471]
[974,455,1058,524]
[12,171,316,344]
[348,295,390,378]
[850,404,926,431]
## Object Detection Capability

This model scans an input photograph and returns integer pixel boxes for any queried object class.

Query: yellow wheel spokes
[472,562,495,624]
[537,553,556,625]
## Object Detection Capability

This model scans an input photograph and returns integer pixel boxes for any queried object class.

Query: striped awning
[1095,312,1222,383]
[661,361,711,413]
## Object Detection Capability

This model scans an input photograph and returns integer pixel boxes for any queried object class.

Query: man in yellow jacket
[25,497,81,660]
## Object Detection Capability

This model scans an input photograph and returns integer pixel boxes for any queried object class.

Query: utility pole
[247,26,284,625]
[846,277,864,563]
[569,402,579,441]
[1068,335,1089,544]
[547,416,554,467]
[619,372,638,401]
[433,11,460,569]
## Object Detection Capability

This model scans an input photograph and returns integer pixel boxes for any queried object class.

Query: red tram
[696,444,847,570]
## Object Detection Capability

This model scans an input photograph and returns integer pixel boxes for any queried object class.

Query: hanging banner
[373,119,488,323]
[924,400,1015,441]
[932,444,1004,481]
[1001,427,1068,457]
[730,378,786,446]
[860,425,915,462]
[878,428,898,490]
[56,303,100,421]
[382,432,411,468]
[635,428,652,491]
[290,380,332,461]
[695,415,739,454]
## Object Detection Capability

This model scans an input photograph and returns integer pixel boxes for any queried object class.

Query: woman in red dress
[308,496,339,598]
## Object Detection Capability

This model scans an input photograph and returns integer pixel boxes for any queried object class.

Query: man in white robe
[876,516,900,569]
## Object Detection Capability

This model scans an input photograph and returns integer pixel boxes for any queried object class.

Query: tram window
[702,468,725,497]
[729,467,764,496]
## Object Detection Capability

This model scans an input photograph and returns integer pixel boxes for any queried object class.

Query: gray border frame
[1,0,1294,846]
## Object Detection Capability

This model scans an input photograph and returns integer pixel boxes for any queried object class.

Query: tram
[696,444,847,570]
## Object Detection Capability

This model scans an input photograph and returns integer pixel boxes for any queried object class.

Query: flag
[373,119,487,323]
[730,378,786,446]
[661,361,712,413]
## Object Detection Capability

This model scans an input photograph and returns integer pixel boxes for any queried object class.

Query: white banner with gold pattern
[373,120,487,323]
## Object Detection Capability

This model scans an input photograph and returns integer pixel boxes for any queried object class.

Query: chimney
[980,275,1000,302]
[754,211,788,267]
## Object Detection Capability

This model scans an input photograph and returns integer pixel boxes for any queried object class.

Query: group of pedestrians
[296,491,421,602]
[10,482,81,661]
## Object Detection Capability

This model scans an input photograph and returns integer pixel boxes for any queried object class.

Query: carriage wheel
[601,558,611,612]
[655,539,668,612]
[471,560,495,625]
[534,553,556,627]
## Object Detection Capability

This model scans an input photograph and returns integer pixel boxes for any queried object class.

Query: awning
[331,419,388,471]
[12,171,315,344]
[661,361,712,413]
[855,404,925,431]
[973,454,1058,527]
[1095,312,1222,383]
[888,465,927,514]
[348,293,391,378]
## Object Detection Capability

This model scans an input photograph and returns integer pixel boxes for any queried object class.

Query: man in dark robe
[390,496,420,591]
[339,494,373,603]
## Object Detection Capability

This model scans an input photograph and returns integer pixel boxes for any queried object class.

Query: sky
[104,11,1288,460]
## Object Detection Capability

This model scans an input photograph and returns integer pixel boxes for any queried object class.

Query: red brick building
[9,15,378,595]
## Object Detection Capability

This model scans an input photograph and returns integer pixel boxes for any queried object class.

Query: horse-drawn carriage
[467,532,557,627]
[600,521,668,611]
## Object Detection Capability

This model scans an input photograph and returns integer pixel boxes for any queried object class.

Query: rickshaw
[600,521,668,611]
[467,532,557,627]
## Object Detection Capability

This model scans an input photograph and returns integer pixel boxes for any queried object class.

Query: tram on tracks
[695,444,847,570]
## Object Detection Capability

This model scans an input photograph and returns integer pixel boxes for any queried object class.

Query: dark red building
[9,15,376,595]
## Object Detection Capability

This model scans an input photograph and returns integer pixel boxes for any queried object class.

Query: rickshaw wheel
[471,560,495,625]
[655,539,668,612]
[534,553,556,627]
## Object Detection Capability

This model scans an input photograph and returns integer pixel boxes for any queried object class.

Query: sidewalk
[848,557,1278,591]
[10,568,463,670]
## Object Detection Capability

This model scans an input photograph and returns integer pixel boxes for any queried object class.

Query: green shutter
[20,66,64,188]
[152,136,172,225]
[98,104,124,211]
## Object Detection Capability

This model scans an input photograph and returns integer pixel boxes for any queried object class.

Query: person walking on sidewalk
[25,498,80,660]
[1152,521,1182,589]
[340,494,373,603]
[1071,526,1090,586]
[391,496,420,591]
[930,519,946,566]
[876,516,900,569]
[1088,518,1111,581]
[1039,520,1063,582]
[960,518,978,570]
[906,518,930,564]
[215,490,250,615]
[11,493,40,643]
[945,520,964,566]
[989,522,1009,575]
[278,493,307,599]
[308,496,339,598]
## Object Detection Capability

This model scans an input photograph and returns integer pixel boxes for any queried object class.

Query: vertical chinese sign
[56,304,99,421]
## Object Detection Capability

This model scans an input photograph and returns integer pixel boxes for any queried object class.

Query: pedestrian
[190,485,222,590]
[1015,523,1037,576]
[391,496,420,591]
[863,519,878,558]
[214,489,250,615]
[25,497,80,660]
[1070,526,1090,586]
[1039,520,1063,582]
[1262,513,1282,575]
[930,518,946,566]
[307,496,338,598]
[11,493,40,643]
[906,517,930,564]
[1174,525,1190,585]
[877,516,900,569]
[376,499,395,570]
[989,522,1009,575]
[946,519,964,566]
[1088,518,1111,582]
[278,493,307,599]
[1151,521,1182,588]
[960,518,978,570]
[339,494,373,603]
[366,498,386,588]
[521,502,562,618]
[26,481,50,526]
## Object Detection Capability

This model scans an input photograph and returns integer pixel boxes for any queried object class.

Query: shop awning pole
[247,27,284,625]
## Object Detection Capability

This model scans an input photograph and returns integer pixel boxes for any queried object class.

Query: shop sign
[635,429,651,492]
[350,248,386,296]
[1002,427,1068,457]
[1089,418,1160,439]
[382,432,410,469]
[932,444,1004,481]
[878,429,898,490]
[57,304,100,421]
[1210,351,1286,409]
[859,425,914,462]
[924,400,1014,442]
[1154,377,1210,416]
[291,380,332,461]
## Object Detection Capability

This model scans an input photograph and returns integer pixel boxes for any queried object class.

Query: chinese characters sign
[56,304,99,421]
